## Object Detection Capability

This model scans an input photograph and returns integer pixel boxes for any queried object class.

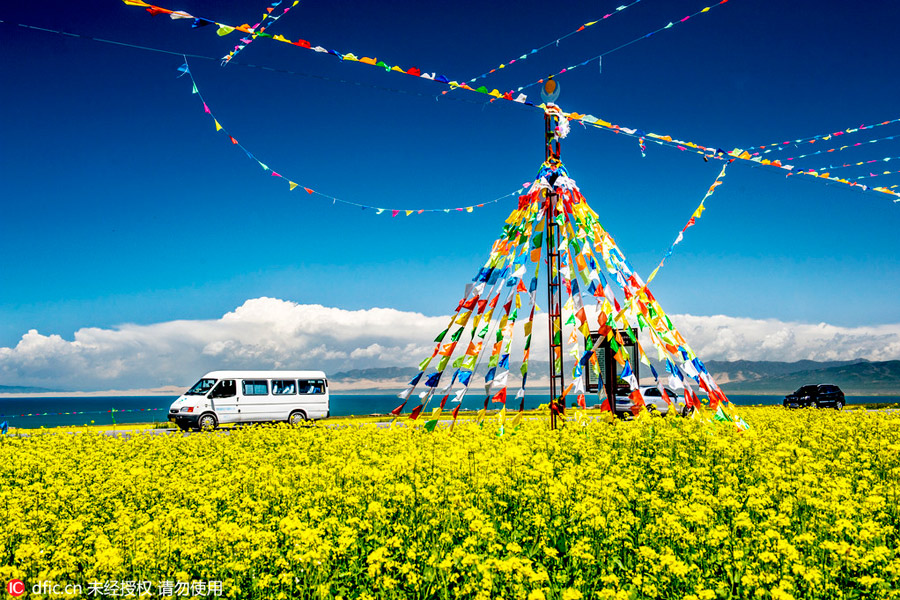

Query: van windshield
[186,378,217,395]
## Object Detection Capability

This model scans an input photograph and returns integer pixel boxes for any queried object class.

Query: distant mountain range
[332,359,900,395]
[0,384,60,394]
[4,360,897,396]
[715,359,900,394]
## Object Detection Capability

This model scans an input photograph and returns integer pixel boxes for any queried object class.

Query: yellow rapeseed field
[1,407,898,599]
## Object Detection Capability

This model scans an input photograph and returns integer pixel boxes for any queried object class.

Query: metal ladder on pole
[544,110,565,429]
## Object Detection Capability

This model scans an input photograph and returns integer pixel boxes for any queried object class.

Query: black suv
[783,384,845,410]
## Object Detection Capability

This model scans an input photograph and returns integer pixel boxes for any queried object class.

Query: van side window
[298,379,325,395]
[210,380,236,398]
[242,380,269,395]
[272,380,296,395]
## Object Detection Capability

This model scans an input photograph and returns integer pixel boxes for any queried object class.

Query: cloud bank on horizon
[2,297,899,391]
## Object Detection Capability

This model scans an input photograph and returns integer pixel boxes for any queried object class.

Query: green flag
[424,419,439,432]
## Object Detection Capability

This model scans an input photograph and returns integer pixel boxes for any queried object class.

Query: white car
[615,386,685,417]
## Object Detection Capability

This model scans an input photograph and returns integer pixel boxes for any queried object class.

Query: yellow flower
[561,588,583,600]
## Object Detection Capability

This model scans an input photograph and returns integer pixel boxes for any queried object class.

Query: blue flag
[0,421,8,435]
[425,372,442,388]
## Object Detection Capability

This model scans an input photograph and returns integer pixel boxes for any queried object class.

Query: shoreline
[3,389,899,399]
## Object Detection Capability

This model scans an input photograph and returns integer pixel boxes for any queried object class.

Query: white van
[168,370,329,431]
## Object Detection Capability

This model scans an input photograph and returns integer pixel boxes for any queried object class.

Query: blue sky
[2,0,900,372]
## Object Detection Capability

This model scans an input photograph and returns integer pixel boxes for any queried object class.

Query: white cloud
[670,314,900,362]
[0,297,898,391]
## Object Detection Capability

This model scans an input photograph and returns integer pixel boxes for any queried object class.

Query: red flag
[492,388,507,404]
[303,187,314,195]
[229,136,238,144]
[685,388,699,408]
[439,394,449,410]
[409,404,424,420]
[577,393,586,409]
[452,404,461,420]
[600,396,612,412]
[516,280,527,293]
[708,388,723,410]
[629,389,645,406]
[390,401,407,416]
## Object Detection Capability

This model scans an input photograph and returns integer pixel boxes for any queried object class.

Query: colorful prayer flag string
[124,0,495,101]
[776,134,899,162]
[747,117,900,152]
[506,0,735,96]
[180,59,522,215]
[797,167,900,184]
[810,155,900,172]
[563,110,900,202]
[454,0,644,87]
[222,0,299,65]
[644,163,730,285]
[121,1,900,202]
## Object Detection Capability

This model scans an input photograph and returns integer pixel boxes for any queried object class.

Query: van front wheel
[198,413,218,431]
[289,410,308,426]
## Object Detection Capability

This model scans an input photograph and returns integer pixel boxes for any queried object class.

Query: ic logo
[6,580,25,597]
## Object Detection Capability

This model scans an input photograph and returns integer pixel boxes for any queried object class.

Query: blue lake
[1,393,898,429]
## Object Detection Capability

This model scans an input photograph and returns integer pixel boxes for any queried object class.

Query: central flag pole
[544,109,565,430]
